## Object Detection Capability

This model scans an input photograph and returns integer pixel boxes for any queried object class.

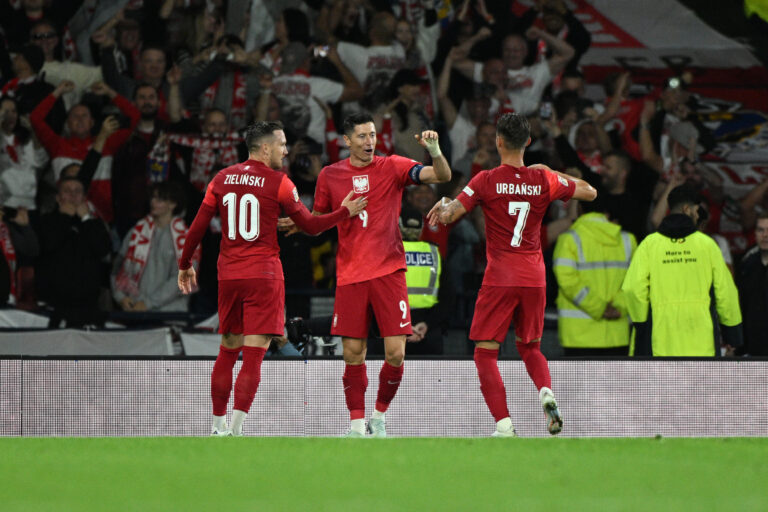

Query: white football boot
[539,387,563,435]
[367,417,387,438]
[491,417,517,437]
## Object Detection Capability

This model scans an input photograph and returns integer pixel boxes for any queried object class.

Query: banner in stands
[514,0,768,109]
[531,0,768,239]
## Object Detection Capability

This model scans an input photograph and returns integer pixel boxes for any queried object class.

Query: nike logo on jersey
[387,380,400,385]
[399,321,410,328]
[224,174,265,187]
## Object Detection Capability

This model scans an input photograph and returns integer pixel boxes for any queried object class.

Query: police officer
[400,206,444,355]
[622,185,743,356]
[553,198,636,355]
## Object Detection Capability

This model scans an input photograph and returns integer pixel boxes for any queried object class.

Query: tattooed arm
[427,197,468,226]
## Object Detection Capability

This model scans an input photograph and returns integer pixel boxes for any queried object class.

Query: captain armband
[408,164,425,185]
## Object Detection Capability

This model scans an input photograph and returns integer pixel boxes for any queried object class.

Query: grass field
[1,437,767,511]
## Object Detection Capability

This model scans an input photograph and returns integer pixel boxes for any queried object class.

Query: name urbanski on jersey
[496,183,542,195]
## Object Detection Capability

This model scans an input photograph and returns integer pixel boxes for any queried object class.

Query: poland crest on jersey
[352,175,369,194]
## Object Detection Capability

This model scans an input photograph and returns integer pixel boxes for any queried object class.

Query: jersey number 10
[508,201,530,247]
[223,192,260,241]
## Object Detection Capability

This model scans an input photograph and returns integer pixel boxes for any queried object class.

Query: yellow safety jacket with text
[621,216,742,356]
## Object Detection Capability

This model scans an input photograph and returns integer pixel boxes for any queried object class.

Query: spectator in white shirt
[453,28,574,116]
[273,42,362,145]
[335,11,406,111]
[0,97,46,210]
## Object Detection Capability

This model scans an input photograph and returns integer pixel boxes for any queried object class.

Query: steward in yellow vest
[553,201,636,355]
[622,185,743,356]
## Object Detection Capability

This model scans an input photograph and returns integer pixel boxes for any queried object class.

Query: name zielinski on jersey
[224,174,266,187]
[496,183,542,195]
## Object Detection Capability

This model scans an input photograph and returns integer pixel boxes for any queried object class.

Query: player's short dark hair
[245,121,283,151]
[496,113,529,150]
[151,181,185,215]
[668,184,701,212]
[603,149,631,171]
[342,113,375,136]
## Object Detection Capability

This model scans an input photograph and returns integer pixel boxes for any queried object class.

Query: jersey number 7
[223,192,260,241]
[508,201,530,247]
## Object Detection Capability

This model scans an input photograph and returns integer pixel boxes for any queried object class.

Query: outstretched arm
[528,164,597,202]
[427,197,468,226]
[288,191,367,235]
[279,191,367,236]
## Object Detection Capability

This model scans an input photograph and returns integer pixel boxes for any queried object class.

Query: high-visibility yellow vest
[745,0,768,22]
[553,213,636,348]
[622,229,742,356]
[404,240,441,309]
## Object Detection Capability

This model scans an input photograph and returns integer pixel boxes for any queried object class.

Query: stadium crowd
[0,0,765,356]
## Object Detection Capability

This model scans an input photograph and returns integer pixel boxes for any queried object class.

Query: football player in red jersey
[299,112,451,437]
[177,121,367,436]
[428,113,596,437]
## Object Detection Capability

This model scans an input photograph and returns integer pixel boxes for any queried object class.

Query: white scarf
[114,215,198,297]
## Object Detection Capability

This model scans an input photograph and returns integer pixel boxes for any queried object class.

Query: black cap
[399,205,423,230]
[18,45,44,74]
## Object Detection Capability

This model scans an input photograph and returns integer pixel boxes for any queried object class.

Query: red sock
[473,347,510,422]
[343,364,368,420]
[516,341,551,390]
[233,346,267,413]
[375,361,404,413]
[211,345,240,416]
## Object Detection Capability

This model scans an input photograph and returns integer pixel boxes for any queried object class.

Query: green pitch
[1,437,766,511]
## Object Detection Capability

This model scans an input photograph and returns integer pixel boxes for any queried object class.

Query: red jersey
[202,159,303,280]
[314,155,422,285]
[456,164,575,287]
[179,159,349,280]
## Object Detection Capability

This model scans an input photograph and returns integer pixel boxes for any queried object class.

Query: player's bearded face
[269,130,288,169]
[346,122,377,164]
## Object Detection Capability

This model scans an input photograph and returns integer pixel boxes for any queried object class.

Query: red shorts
[469,286,546,343]
[332,270,412,339]
[218,278,284,336]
